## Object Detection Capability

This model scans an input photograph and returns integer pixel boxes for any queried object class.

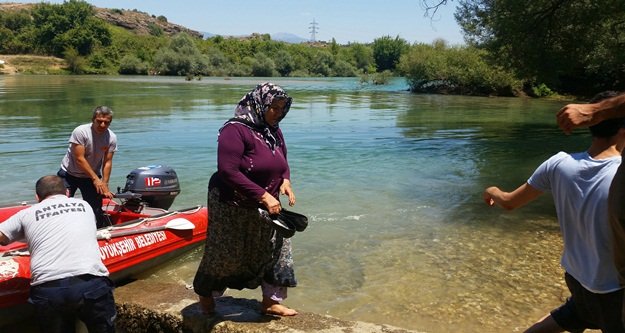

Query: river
[0,75,590,332]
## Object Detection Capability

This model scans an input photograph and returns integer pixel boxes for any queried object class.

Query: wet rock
[114,280,424,333]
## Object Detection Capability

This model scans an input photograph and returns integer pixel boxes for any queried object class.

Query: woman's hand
[280,179,296,207]
[260,192,282,215]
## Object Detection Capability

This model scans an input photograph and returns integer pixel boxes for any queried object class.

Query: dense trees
[0,1,362,77]
[0,0,517,95]
[426,0,625,96]
[3,0,619,97]
[398,40,521,96]
[31,0,111,57]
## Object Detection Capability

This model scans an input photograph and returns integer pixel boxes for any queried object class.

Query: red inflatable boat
[0,165,208,314]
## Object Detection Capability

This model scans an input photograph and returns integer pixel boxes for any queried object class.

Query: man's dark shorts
[550,272,624,333]
[29,274,116,333]
[57,168,109,228]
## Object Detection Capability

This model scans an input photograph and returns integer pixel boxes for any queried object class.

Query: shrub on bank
[399,43,522,96]
[119,54,148,74]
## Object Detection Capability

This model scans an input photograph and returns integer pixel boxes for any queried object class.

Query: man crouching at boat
[0,175,116,333]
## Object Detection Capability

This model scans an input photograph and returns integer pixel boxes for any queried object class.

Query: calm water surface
[0,75,590,332]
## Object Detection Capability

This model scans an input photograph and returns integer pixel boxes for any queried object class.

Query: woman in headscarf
[193,82,298,316]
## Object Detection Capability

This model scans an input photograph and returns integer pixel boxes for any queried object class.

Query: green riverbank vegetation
[1,0,623,98]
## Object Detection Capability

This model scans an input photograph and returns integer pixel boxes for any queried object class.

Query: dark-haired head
[35,175,67,201]
[92,106,114,121]
[588,91,625,138]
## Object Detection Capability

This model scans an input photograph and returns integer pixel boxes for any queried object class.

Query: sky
[6,0,465,45]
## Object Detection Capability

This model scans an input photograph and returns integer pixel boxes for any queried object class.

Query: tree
[0,9,34,54]
[332,60,357,77]
[398,42,521,96]
[0,9,32,32]
[346,42,375,73]
[31,0,111,57]
[454,0,625,95]
[274,49,295,77]
[119,54,148,74]
[251,52,276,77]
[308,50,334,77]
[153,33,209,75]
[64,47,86,74]
[372,35,409,72]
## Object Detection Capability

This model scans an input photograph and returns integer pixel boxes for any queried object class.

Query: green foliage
[251,52,276,77]
[0,0,550,97]
[119,54,148,74]
[0,9,31,31]
[147,22,163,37]
[274,49,295,77]
[228,62,252,77]
[398,43,521,96]
[308,50,334,77]
[31,0,111,57]
[0,4,413,80]
[332,60,358,77]
[63,47,86,74]
[530,83,555,98]
[330,38,340,55]
[372,35,409,72]
[87,50,108,70]
[455,0,625,95]
[108,25,167,66]
[372,70,393,85]
[0,9,34,54]
[344,43,375,73]
[358,70,393,85]
[153,33,209,75]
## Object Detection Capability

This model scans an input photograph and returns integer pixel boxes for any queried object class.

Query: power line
[309,18,319,42]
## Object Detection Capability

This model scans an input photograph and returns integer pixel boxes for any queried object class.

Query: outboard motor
[121,165,180,210]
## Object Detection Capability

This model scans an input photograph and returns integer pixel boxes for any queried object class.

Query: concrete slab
[114,280,425,333]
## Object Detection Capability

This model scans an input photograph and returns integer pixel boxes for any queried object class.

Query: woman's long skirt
[193,187,296,296]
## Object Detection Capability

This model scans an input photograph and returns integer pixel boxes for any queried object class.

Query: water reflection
[1,76,591,332]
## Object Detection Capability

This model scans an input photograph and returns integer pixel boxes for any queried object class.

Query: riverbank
[0,279,423,333]
[0,54,66,75]
[114,280,423,333]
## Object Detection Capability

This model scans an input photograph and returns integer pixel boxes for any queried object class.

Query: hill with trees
[2,0,621,98]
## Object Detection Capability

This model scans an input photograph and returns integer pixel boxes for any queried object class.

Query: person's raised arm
[557,94,625,134]
[483,183,543,211]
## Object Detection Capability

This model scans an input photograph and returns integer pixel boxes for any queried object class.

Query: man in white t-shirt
[0,175,116,333]
[483,91,625,333]
[57,106,117,228]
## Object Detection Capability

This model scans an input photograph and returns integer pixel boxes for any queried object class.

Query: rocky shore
[114,280,424,333]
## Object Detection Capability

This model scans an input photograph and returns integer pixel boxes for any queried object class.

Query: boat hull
[0,203,208,311]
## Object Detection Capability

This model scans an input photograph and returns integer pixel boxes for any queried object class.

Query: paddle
[97,218,195,240]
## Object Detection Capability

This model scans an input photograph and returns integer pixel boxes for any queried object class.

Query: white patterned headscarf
[222,82,292,153]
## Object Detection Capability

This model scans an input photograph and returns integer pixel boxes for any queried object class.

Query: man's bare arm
[557,94,625,134]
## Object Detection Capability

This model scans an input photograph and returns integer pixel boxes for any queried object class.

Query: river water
[0,75,591,332]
